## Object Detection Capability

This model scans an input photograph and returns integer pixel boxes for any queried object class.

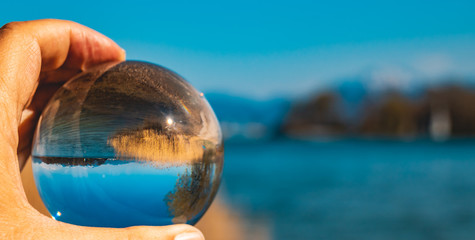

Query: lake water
[32,157,218,227]
[222,139,475,240]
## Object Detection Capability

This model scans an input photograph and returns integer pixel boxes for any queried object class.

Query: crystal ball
[31,61,223,228]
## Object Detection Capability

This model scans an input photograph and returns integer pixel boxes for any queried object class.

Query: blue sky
[2,1,475,98]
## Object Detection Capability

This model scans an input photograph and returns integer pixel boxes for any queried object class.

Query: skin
[0,19,204,240]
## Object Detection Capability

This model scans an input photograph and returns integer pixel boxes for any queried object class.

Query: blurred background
[4,1,475,239]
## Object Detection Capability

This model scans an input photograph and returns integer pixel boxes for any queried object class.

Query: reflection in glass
[32,61,223,227]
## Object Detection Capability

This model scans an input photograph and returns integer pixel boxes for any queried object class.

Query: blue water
[222,139,475,240]
[33,159,191,227]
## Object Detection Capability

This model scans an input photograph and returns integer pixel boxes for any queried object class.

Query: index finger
[0,19,125,120]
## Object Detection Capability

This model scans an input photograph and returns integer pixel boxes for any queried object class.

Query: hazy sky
[2,1,475,98]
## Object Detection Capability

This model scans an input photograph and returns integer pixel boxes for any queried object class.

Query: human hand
[0,19,204,240]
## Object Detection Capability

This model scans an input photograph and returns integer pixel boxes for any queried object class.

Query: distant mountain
[204,71,475,141]
[282,83,475,140]
[204,93,290,141]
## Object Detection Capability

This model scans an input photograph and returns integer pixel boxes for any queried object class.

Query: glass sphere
[31,61,223,228]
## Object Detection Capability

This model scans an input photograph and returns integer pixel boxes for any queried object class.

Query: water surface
[223,139,475,240]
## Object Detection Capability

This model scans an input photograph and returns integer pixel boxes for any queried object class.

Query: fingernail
[120,48,126,60]
[174,232,204,240]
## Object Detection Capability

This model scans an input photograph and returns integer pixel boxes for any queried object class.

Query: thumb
[121,225,205,240]
[28,216,205,240]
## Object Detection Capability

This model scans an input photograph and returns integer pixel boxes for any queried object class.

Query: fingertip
[171,224,204,240]
[174,231,205,240]
[126,224,204,240]
[119,48,126,61]
[169,224,204,240]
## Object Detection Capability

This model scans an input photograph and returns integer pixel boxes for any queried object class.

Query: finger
[122,224,205,240]
[17,83,64,169]
[81,225,205,240]
[29,216,205,240]
[17,109,37,169]
[39,67,82,84]
[0,19,124,206]
[1,19,125,72]
[0,19,125,122]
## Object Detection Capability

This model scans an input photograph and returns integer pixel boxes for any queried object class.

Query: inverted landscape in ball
[32,61,223,228]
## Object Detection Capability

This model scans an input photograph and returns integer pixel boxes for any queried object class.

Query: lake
[221,139,475,240]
